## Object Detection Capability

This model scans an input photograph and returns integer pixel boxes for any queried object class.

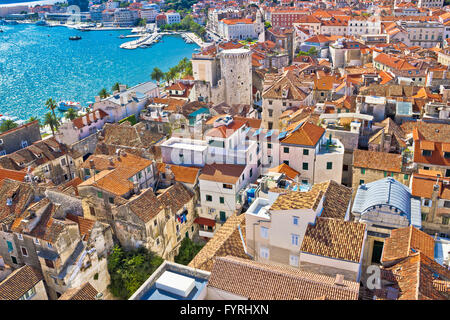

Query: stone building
[352,149,411,195]
[0,265,48,300]
[410,170,450,239]
[352,177,422,269]
[112,183,196,261]
[192,47,253,107]
[0,120,41,156]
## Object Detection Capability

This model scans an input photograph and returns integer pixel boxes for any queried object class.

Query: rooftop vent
[334,274,345,286]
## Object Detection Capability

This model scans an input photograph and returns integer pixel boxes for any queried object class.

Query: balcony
[317,138,344,155]
[437,207,450,217]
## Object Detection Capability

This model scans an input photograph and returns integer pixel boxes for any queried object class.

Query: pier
[119,31,206,50]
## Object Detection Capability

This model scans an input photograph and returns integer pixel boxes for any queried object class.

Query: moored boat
[58,101,81,111]
[69,36,82,40]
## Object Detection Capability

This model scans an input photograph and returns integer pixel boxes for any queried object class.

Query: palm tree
[98,88,110,99]
[151,67,165,86]
[112,82,120,92]
[43,112,59,137]
[45,98,58,124]
[0,119,18,133]
[65,108,78,121]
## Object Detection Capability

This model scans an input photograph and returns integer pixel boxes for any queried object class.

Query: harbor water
[0,23,198,120]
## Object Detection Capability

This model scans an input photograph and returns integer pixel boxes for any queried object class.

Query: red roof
[72,109,109,129]
[195,217,216,227]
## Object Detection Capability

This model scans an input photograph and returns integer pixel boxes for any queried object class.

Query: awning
[194,217,216,227]
[252,128,262,136]
[278,131,288,139]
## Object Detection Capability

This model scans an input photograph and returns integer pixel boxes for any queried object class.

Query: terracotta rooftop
[156,163,200,185]
[0,265,43,300]
[353,149,403,173]
[58,282,99,300]
[280,121,325,147]
[301,217,366,263]
[381,226,435,264]
[208,256,360,300]
[188,214,248,272]
[198,163,245,184]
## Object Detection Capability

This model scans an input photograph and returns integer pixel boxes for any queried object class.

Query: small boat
[119,34,126,39]
[69,36,82,40]
[58,101,81,111]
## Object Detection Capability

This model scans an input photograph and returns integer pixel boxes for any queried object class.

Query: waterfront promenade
[120,31,206,49]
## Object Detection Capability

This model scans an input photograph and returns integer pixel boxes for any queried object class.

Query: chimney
[89,159,95,169]
[334,274,345,286]
[95,292,103,300]
[108,157,114,168]
[119,84,127,92]
[133,182,141,195]
[82,116,88,126]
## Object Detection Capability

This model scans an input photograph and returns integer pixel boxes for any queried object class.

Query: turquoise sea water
[0,24,198,120]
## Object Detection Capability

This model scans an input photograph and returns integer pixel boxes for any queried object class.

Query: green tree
[65,108,78,121]
[264,21,271,29]
[43,112,59,136]
[107,245,164,299]
[151,67,165,85]
[112,82,121,92]
[174,237,204,265]
[98,88,110,99]
[0,120,18,133]
[45,98,58,124]
[27,116,39,125]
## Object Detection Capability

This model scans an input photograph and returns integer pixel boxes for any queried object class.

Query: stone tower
[219,48,253,106]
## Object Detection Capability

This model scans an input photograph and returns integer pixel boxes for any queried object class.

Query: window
[260,226,268,239]
[60,158,66,166]
[250,168,253,177]
[326,162,332,170]
[220,211,226,222]
[444,152,450,159]
[293,216,299,226]
[89,206,96,217]
[84,168,90,176]
[303,149,309,156]
[219,197,224,204]
[291,234,299,246]
[302,180,308,185]
[97,191,103,199]
[268,100,273,105]
[109,197,114,204]
[422,150,432,157]
[421,213,427,221]
[17,233,23,240]
[446,169,450,178]
[361,168,365,174]
[444,201,450,208]
[45,259,54,268]
[259,247,269,259]
[223,184,233,189]
[443,217,450,225]
[206,195,212,202]
[154,220,157,226]
[423,199,431,207]
[283,160,290,166]
[268,122,273,130]
[289,254,299,267]
[19,287,36,300]
[268,109,273,117]
[343,165,349,171]
[21,247,28,257]
[21,140,28,148]
[283,147,289,153]
[47,242,52,249]
[302,162,308,170]
[360,179,365,185]
[138,172,142,179]
[267,143,272,149]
